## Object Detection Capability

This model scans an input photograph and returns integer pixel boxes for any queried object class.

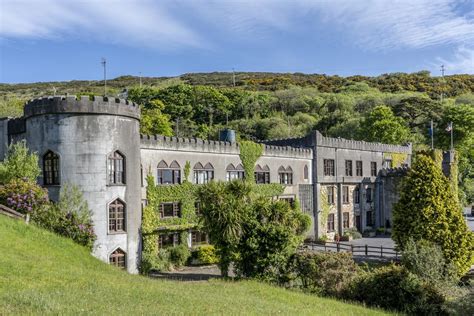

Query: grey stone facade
[0,96,412,273]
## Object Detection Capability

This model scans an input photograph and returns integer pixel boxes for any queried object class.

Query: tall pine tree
[393,153,474,276]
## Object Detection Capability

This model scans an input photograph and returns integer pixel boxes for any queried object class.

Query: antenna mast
[101,58,107,96]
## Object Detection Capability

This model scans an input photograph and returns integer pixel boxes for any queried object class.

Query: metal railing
[302,241,400,260]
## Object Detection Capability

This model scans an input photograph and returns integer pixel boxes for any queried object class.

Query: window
[343,212,350,228]
[323,159,335,176]
[109,199,125,233]
[370,161,377,177]
[383,159,393,169]
[108,151,125,184]
[193,162,214,184]
[327,186,335,205]
[280,197,295,207]
[254,164,270,184]
[226,164,245,181]
[191,231,208,246]
[159,202,180,219]
[195,201,201,215]
[366,188,372,203]
[327,213,335,232]
[140,164,143,187]
[342,186,349,204]
[345,160,353,176]
[159,233,179,248]
[278,166,293,185]
[109,248,126,269]
[354,187,360,204]
[304,165,309,180]
[43,150,60,185]
[366,211,374,226]
[157,160,181,185]
[356,160,363,176]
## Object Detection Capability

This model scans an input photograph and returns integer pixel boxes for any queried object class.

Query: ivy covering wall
[383,152,408,168]
[239,140,264,184]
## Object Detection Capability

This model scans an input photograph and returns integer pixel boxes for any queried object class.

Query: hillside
[1,71,473,99]
[0,216,390,315]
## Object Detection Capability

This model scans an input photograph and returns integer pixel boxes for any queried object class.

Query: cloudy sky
[0,0,473,83]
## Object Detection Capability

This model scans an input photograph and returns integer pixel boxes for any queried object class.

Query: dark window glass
[194,170,214,184]
[255,172,270,184]
[158,233,179,248]
[43,151,60,185]
[327,213,335,232]
[191,231,208,246]
[366,188,372,202]
[327,186,335,205]
[159,202,181,219]
[356,161,363,176]
[157,169,181,184]
[323,159,335,176]
[343,212,350,228]
[371,161,377,177]
[345,160,353,176]
[226,171,245,181]
[109,199,126,232]
[109,249,126,268]
[354,187,360,204]
[279,172,293,185]
[366,211,374,226]
[342,186,349,204]
[108,151,125,184]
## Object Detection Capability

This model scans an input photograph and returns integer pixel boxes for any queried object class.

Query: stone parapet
[23,95,140,120]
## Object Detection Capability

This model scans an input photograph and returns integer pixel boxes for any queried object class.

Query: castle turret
[22,96,141,273]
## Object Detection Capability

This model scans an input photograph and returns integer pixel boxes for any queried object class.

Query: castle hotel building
[0,96,412,273]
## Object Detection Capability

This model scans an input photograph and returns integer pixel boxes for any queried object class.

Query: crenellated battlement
[23,95,140,120]
[140,134,313,158]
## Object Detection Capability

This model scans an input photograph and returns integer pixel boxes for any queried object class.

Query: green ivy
[184,161,191,182]
[384,152,408,168]
[320,187,330,234]
[239,140,263,183]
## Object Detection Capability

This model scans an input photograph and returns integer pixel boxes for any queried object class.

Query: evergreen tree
[392,153,474,275]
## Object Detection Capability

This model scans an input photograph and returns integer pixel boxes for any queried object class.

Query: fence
[302,241,400,260]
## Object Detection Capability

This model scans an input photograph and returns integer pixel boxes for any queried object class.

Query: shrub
[169,245,191,267]
[344,227,362,239]
[0,179,48,214]
[30,184,96,249]
[140,249,172,274]
[348,265,446,315]
[402,239,457,284]
[196,245,219,264]
[287,252,358,297]
[0,141,41,184]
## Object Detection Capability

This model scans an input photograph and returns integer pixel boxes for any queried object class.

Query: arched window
[226,163,245,181]
[109,248,126,269]
[43,150,60,185]
[109,199,126,233]
[108,151,125,184]
[157,160,181,185]
[254,164,270,184]
[304,165,309,180]
[193,162,214,184]
[278,166,293,185]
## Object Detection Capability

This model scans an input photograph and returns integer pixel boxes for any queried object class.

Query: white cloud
[436,45,474,74]
[0,0,206,49]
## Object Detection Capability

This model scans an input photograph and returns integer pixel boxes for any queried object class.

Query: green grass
[0,216,390,315]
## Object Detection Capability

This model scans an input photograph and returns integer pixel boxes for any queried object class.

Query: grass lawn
[0,216,391,315]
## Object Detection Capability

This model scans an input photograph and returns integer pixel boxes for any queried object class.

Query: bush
[196,245,219,264]
[169,245,191,267]
[0,179,49,214]
[402,239,457,284]
[286,252,358,297]
[344,227,362,239]
[348,265,446,315]
[0,141,41,184]
[140,249,172,274]
[30,184,96,249]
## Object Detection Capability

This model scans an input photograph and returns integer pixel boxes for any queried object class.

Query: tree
[0,141,41,184]
[198,181,252,277]
[140,108,173,136]
[392,153,474,276]
[360,105,411,144]
[392,96,441,130]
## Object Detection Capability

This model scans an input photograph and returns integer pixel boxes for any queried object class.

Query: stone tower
[22,96,141,273]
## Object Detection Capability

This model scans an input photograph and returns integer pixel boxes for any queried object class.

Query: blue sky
[0,0,473,83]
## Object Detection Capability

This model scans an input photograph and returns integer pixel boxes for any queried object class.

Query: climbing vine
[239,140,263,183]
[384,152,408,168]
[320,187,330,233]
[184,161,191,182]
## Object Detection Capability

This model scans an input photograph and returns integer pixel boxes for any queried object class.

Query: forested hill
[1,71,473,99]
